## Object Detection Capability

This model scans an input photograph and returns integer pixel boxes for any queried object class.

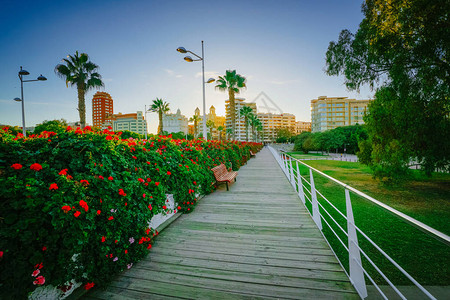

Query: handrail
[268,146,446,300]
[292,156,450,245]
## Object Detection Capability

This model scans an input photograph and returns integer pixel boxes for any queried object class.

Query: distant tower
[209,105,215,115]
[92,92,113,128]
[194,107,200,116]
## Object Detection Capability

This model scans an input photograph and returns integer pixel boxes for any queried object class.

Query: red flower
[148,204,152,211]
[80,180,89,186]
[33,275,45,286]
[108,176,113,181]
[118,189,127,196]
[177,206,181,210]
[147,244,152,249]
[79,200,89,212]
[84,282,95,290]
[155,182,160,186]
[97,210,101,215]
[163,205,167,210]
[138,178,144,183]
[167,171,171,175]
[105,135,113,141]
[61,206,71,213]
[125,249,128,254]
[42,246,47,251]
[74,211,81,218]
[108,216,114,221]
[58,169,68,175]
[147,178,151,182]
[98,175,104,180]
[143,193,146,198]
[11,163,22,170]
[115,240,118,244]
[101,236,106,243]
[132,156,137,159]
[30,163,43,171]
[0,251,3,259]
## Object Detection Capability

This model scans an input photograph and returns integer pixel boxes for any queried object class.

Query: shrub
[0,127,262,298]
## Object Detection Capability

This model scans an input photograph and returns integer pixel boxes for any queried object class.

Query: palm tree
[55,51,104,128]
[217,125,224,141]
[206,119,215,140]
[150,98,170,134]
[256,123,264,143]
[239,106,253,141]
[215,70,246,140]
[189,115,200,138]
[250,115,262,142]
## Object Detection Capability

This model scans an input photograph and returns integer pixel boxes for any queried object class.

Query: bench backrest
[211,164,227,178]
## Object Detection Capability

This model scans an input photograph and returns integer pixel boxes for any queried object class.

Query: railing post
[309,169,322,230]
[346,189,367,299]
[296,161,305,204]
[289,158,295,188]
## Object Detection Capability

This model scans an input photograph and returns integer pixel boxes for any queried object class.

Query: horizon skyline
[0,0,374,134]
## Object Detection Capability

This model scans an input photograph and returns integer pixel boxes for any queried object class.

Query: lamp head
[14,97,22,102]
[19,66,30,76]
[206,78,215,83]
[176,47,187,53]
[184,56,193,62]
[37,75,47,81]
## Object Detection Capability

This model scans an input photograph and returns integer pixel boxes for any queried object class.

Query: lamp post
[16,66,47,137]
[177,42,215,140]
[144,104,151,140]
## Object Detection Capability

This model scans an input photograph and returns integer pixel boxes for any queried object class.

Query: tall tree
[150,98,170,134]
[189,115,200,138]
[249,115,261,142]
[217,125,224,141]
[206,119,215,140]
[239,106,253,141]
[215,70,247,140]
[325,0,450,179]
[55,51,104,128]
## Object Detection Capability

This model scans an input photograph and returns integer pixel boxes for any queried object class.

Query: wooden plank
[131,262,355,292]
[84,287,180,299]
[117,269,358,300]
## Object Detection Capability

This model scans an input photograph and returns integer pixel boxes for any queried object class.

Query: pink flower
[30,163,43,171]
[113,257,118,262]
[127,263,133,269]
[129,237,135,244]
[32,269,40,277]
[84,282,95,290]
[11,163,22,170]
[33,275,45,285]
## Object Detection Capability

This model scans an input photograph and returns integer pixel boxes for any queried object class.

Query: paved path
[84,148,358,299]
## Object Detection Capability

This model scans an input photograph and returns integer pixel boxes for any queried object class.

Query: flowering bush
[0,126,261,298]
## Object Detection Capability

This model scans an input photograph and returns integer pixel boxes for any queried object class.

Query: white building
[162,109,188,134]
[104,111,147,135]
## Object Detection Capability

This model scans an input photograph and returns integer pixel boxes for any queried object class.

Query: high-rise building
[225,98,257,141]
[162,109,188,134]
[311,96,370,132]
[257,113,296,142]
[92,92,113,128]
[295,121,311,134]
[104,111,147,135]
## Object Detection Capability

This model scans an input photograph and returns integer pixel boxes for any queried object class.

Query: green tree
[34,119,68,134]
[239,106,253,141]
[206,119,215,140]
[249,115,261,142]
[325,0,450,179]
[55,51,104,128]
[215,70,247,140]
[294,132,312,153]
[150,98,170,134]
[276,127,293,142]
[120,130,143,139]
[217,125,224,141]
[189,115,200,138]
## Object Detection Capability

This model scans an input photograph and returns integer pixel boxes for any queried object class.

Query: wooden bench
[211,164,238,191]
[250,150,256,157]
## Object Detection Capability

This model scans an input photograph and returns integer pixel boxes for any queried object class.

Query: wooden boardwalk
[84,148,358,299]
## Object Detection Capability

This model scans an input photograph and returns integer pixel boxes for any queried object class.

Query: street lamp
[144,104,152,140]
[177,41,215,140]
[17,66,47,137]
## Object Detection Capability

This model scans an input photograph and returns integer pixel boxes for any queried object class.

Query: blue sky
[0,0,373,133]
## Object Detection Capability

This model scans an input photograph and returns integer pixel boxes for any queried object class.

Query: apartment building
[257,113,296,142]
[295,121,311,134]
[104,111,147,135]
[225,98,257,141]
[311,96,370,132]
[92,92,113,128]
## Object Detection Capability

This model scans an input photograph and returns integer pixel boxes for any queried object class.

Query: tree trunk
[158,111,163,134]
[245,117,248,141]
[229,89,236,140]
[77,83,86,128]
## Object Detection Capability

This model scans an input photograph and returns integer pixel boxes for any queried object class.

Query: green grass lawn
[286,151,330,160]
[291,159,450,287]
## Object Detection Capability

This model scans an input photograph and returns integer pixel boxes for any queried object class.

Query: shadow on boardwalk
[83,148,358,299]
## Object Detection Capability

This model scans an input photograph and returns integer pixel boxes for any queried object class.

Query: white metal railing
[268,146,450,300]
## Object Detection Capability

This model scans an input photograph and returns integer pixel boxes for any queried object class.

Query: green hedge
[0,127,262,299]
